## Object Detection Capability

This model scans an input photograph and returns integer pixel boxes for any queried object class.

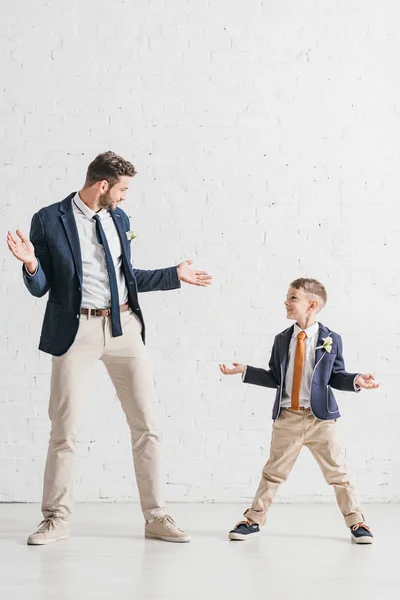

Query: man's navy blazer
[23,193,181,356]
[243,323,359,421]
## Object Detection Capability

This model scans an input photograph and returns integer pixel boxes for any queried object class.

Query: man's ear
[98,180,109,194]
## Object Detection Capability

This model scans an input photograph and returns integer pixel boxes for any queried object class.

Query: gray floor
[0,502,397,600]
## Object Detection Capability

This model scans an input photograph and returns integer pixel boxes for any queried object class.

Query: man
[7,151,212,545]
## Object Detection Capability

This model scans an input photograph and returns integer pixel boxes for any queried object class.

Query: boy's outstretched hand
[219,363,245,375]
[355,374,380,389]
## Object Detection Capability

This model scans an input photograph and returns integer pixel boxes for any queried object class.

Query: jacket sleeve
[328,335,360,392]
[243,337,280,389]
[133,267,181,293]
[121,210,181,293]
[22,212,53,298]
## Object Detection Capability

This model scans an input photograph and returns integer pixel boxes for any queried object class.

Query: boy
[220,278,379,544]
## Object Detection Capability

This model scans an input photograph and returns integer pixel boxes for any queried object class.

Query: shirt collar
[294,321,319,339]
[73,192,108,221]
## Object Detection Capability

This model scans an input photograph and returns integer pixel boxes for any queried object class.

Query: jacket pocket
[326,385,339,414]
[40,301,62,344]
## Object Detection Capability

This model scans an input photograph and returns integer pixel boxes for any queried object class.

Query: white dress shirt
[72,193,128,309]
[280,322,320,409]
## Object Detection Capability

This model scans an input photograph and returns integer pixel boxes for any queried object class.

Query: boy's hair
[290,278,327,307]
[85,151,137,188]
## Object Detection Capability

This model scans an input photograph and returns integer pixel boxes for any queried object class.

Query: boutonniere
[126,230,137,242]
[316,336,333,353]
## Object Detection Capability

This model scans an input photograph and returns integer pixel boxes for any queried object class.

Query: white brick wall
[1,0,399,504]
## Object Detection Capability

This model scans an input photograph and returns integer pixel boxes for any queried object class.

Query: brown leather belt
[285,406,312,413]
[81,303,130,317]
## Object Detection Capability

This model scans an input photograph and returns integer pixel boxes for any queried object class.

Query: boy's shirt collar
[294,321,319,339]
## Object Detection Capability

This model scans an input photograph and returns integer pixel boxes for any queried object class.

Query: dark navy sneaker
[350,523,373,544]
[229,521,260,541]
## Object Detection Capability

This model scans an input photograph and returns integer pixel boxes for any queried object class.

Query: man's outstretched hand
[177,260,212,287]
[7,230,37,273]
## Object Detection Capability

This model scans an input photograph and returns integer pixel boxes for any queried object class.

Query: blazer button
[76,314,80,319]
[135,308,140,312]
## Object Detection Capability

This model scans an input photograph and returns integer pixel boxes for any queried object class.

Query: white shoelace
[36,518,61,533]
[154,515,184,533]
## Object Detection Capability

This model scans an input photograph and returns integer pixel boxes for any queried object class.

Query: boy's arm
[243,337,280,389]
[328,335,360,392]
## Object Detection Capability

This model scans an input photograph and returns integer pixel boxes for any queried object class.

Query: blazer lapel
[279,325,294,379]
[60,194,83,284]
[314,323,331,369]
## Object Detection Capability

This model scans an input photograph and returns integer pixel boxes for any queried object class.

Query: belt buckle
[87,308,111,317]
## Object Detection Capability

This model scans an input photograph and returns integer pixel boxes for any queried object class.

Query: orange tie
[291,331,307,411]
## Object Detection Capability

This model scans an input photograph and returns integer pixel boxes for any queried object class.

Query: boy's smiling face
[284,286,319,322]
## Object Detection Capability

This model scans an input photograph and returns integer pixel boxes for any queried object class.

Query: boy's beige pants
[244,408,364,527]
[41,310,165,522]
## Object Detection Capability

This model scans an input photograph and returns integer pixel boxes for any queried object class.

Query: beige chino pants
[42,310,165,522]
[244,408,364,527]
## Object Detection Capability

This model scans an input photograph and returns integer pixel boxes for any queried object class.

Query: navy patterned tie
[92,214,122,337]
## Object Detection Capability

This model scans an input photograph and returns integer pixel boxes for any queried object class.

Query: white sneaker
[27,518,70,546]
[145,515,191,543]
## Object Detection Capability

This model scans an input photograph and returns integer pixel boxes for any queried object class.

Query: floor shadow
[76,532,143,540]
[264,531,349,543]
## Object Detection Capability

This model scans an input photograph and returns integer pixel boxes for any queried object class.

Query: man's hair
[290,278,327,306]
[85,151,137,187]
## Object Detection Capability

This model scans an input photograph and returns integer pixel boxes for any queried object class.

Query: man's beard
[98,191,114,211]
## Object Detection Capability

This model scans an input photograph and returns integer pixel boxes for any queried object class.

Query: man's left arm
[123,212,211,293]
[132,266,181,293]
[133,260,212,293]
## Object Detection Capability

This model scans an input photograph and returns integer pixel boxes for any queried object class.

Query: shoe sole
[27,534,70,546]
[229,532,260,541]
[351,535,373,545]
[145,533,191,543]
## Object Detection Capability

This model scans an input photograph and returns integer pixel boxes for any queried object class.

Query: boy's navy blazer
[243,323,359,421]
[22,193,181,356]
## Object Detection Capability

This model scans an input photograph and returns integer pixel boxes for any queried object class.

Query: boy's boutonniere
[126,230,137,242]
[316,336,333,353]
